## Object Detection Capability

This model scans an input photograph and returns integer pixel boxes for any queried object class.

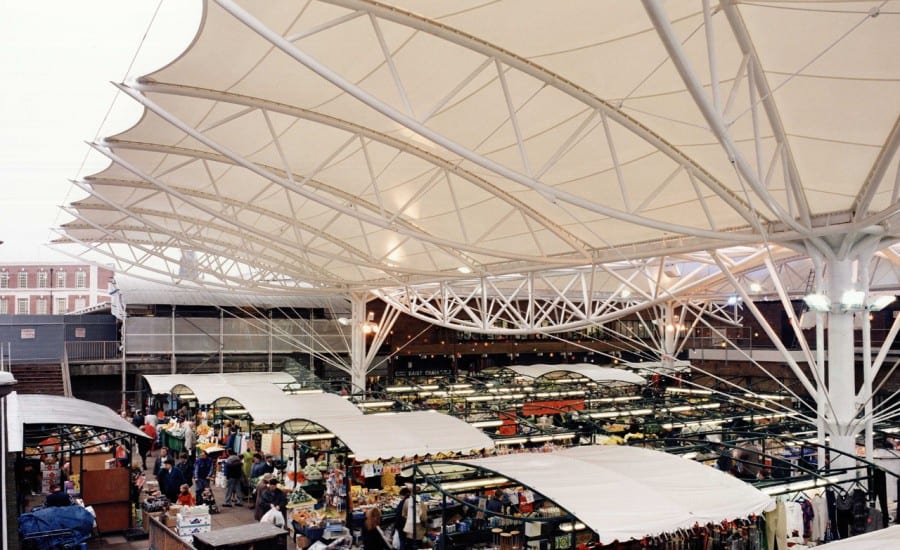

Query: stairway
[9,363,67,396]
[282,357,325,390]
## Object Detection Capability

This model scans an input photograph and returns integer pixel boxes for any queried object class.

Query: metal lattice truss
[55,0,900,331]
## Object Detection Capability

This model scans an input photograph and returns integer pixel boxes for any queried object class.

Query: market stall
[410,444,774,548]
[5,392,151,536]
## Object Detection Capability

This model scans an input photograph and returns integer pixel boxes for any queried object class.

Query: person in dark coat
[153,447,169,478]
[44,484,71,507]
[223,452,244,507]
[255,478,288,523]
[361,507,391,549]
[161,458,187,503]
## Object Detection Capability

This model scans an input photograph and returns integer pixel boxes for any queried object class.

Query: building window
[38,271,48,288]
[56,270,66,288]
[55,297,67,314]
[0,272,8,289]
[16,298,29,315]
[75,271,86,288]
[0,300,7,315]
[74,298,86,311]
[18,272,27,288]
[36,298,48,315]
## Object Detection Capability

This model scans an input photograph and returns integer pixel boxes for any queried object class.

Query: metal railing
[65,340,120,361]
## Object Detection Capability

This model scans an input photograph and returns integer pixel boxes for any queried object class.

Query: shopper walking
[362,507,391,549]
[223,451,244,507]
[193,450,214,502]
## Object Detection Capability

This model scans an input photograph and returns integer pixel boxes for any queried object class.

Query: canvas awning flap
[506,364,646,385]
[316,411,495,462]
[5,392,150,453]
[814,525,900,548]
[459,445,773,544]
[625,361,692,374]
[143,373,361,424]
[237,388,363,424]
[142,372,297,399]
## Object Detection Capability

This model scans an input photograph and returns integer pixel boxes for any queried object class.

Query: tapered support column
[661,302,678,372]
[826,259,857,458]
[350,294,367,396]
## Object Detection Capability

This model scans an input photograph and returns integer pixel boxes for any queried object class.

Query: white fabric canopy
[506,363,646,385]
[143,373,361,424]
[625,361,692,375]
[143,372,297,398]
[5,392,150,452]
[459,445,773,544]
[818,525,900,548]
[316,411,494,462]
[59,0,900,308]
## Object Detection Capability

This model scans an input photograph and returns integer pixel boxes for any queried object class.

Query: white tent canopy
[816,525,900,548]
[5,392,150,453]
[142,373,362,424]
[459,445,773,544]
[57,0,900,310]
[315,411,495,462]
[143,372,297,398]
[625,360,692,375]
[506,364,646,385]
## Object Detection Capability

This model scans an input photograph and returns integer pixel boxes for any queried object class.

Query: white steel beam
[217,0,766,242]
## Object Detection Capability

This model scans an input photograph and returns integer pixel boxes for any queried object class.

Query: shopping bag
[392,528,402,549]
[260,507,285,528]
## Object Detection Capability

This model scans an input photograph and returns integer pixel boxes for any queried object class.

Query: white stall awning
[459,445,773,544]
[241,389,363,425]
[625,361,692,375]
[317,411,494,462]
[143,372,297,400]
[506,364,646,385]
[816,525,900,548]
[143,373,361,425]
[5,392,150,452]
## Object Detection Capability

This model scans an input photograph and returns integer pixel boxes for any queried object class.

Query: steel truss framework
[55,1,900,457]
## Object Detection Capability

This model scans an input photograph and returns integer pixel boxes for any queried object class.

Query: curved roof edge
[6,392,150,452]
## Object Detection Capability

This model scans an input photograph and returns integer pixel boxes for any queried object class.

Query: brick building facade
[0,263,113,315]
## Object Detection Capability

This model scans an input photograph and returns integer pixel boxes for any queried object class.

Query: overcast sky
[0,0,200,262]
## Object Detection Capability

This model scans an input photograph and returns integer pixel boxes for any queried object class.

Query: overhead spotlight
[457,266,472,274]
[726,295,739,306]
[663,263,681,278]
[803,293,831,312]
[620,288,632,298]
[749,282,762,293]
[337,317,351,326]
[840,290,866,310]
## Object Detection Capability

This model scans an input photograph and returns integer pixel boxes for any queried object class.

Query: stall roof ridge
[5,392,150,453]
[457,445,773,544]
[505,363,647,385]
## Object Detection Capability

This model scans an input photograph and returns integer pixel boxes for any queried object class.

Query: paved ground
[79,452,277,549]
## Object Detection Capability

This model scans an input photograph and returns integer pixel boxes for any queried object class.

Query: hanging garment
[765,500,787,550]
[810,494,828,542]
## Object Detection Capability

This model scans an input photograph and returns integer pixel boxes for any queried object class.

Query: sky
[0,0,201,262]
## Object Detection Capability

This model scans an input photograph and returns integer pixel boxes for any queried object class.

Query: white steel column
[349,293,367,396]
[171,306,177,374]
[219,309,225,374]
[826,258,858,471]
[661,302,677,372]
[268,309,273,372]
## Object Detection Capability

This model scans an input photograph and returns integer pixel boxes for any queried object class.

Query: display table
[159,430,185,453]
[191,522,288,550]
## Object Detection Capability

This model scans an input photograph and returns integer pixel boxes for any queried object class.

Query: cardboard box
[176,513,211,527]
[178,505,210,517]
[177,524,211,536]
